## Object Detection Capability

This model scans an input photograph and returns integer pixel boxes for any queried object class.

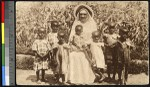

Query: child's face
[76,30,82,35]
[122,34,128,40]
[75,26,83,35]
[39,32,45,39]
[109,28,115,34]
[52,26,59,33]
[93,36,99,42]
[58,35,65,44]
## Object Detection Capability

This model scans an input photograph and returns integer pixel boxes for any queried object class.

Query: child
[47,21,59,50]
[46,21,59,81]
[71,25,92,64]
[103,23,120,81]
[71,25,85,51]
[117,27,134,85]
[90,31,106,83]
[55,31,70,84]
[32,27,51,83]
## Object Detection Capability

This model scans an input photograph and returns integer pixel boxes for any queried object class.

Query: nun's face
[79,9,89,23]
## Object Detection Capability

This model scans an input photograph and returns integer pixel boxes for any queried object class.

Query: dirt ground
[16,69,149,85]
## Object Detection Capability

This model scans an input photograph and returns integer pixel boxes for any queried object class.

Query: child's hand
[63,44,70,49]
[77,46,81,50]
[104,65,107,69]
[82,45,86,48]
[82,44,88,50]
[93,64,96,67]
[104,43,109,47]
[97,45,102,48]
[92,59,96,65]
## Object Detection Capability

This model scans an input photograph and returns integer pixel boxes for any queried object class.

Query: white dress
[47,32,58,49]
[67,4,97,84]
[56,43,70,82]
[90,42,106,69]
[67,35,95,84]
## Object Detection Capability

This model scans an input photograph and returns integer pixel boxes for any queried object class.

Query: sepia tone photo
[16,1,149,85]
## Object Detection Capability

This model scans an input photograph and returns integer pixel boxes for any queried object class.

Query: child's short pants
[34,57,49,71]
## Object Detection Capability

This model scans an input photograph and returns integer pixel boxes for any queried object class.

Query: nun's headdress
[74,4,94,19]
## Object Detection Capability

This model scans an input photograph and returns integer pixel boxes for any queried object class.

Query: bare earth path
[16,69,149,85]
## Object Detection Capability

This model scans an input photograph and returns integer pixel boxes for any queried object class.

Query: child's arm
[63,44,71,49]
[32,40,40,57]
[72,36,81,49]
[98,43,105,52]
[33,50,37,57]
[43,41,52,58]
[101,45,105,52]
[102,26,108,34]
[33,50,42,58]
[42,51,51,59]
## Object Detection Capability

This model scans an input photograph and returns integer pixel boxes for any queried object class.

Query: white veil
[69,4,97,43]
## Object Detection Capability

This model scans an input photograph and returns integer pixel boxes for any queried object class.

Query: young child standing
[32,27,51,83]
[103,23,120,81]
[90,31,106,83]
[46,21,59,81]
[55,31,70,84]
[117,26,134,85]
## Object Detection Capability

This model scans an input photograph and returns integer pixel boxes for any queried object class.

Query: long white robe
[90,42,106,69]
[67,5,97,84]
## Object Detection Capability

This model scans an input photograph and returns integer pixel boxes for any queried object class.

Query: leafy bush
[16,2,148,74]
[129,60,148,75]
[103,60,148,75]
[16,54,34,70]
[16,2,148,59]
[130,47,148,60]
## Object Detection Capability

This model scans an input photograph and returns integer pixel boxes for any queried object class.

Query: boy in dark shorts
[117,23,134,85]
[103,23,120,82]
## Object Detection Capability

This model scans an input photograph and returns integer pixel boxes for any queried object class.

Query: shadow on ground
[26,74,63,85]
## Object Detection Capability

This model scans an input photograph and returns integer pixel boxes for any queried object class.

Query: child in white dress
[90,31,106,82]
[55,31,70,84]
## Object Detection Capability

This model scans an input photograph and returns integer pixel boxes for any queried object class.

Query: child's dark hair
[51,21,59,28]
[38,27,45,34]
[92,31,100,37]
[75,25,83,32]
[58,31,66,37]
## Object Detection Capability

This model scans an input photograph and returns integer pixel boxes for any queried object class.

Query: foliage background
[16,1,149,74]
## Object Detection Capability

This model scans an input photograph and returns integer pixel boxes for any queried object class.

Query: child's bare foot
[56,79,60,83]
[62,81,69,85]
[36,80,41,84]
[112,76,116,81]
[41,78,48,82]
[98,75,105,83]
[66,80,71,84]
[105,77,112,82]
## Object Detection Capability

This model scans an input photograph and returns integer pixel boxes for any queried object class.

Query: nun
[67,4,97,84]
